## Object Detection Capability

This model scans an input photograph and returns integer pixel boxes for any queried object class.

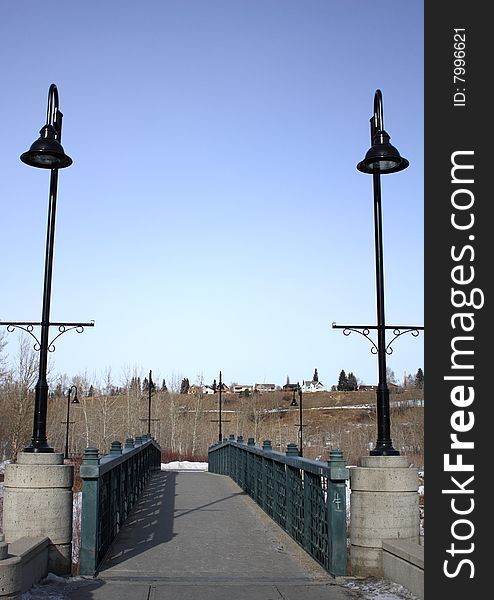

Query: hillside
[1,388,424,468]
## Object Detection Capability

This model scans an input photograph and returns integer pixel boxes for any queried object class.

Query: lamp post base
[23,442,55,453]
[370,444,400,456]
[350,455,419,577]
[3,452,74,575]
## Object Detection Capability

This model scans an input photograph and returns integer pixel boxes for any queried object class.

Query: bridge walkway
[68,470,362,600]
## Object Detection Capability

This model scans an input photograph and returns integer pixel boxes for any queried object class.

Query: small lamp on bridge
[64,385,80,460]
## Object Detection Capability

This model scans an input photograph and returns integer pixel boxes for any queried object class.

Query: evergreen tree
[415,368,424,389]
[130,376,141,395]
[212,379,217,393]
[161,379,168,392]
[337,369,348,391]
[142,377,149,392]
[313,368,319,383]
[347,372,358,391]
[88,385,94,397]
[180,378,190,394]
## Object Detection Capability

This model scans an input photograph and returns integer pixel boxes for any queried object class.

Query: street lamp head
[21,123,73,169]
[357,89,409,175]
[357,129,409,174]
[68,385,80,404]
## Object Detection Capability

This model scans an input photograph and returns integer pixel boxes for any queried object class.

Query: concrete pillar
[350,455,419,577]
[3,452,74,575]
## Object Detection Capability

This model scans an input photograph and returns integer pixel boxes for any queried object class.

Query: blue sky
[0,1,423,389]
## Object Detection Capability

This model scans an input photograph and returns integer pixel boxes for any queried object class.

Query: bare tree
[0,331,9,383]
[3,337,39,458]
[121,365,142,437]
[71,370,95,451]
[190,374,205,457]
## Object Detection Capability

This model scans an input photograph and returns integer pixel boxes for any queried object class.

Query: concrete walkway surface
[67,470,363,600]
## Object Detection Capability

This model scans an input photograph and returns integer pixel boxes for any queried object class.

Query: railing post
[79,448,100,577]
[261,440,272,513]
[286,443,299,456]
[208,444,216,473]
[246,438,255,495]
[285,443,299,537]
[327,448,350,576]
[229,434,235,479]
[110,440,122,455]
[237,436,244,488]
[303,469,311,551]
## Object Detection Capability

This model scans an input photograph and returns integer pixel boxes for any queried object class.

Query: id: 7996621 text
[453,28,466,107]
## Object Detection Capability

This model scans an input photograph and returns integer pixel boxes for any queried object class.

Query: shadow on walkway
[67,471,359,600]
[99,470,177,569]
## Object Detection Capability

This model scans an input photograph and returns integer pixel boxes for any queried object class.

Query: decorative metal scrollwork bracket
[332,322,423,355]
[1,320,95,352]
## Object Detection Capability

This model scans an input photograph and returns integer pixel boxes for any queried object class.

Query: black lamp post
[297,384,303,457]
[290,386,298,407]
[64,385,79,460]
[211,371,230,442]
[289,383,304,456]
[147,370,155,436]
[22,84,73,453]
[1,83,94,453]
[139,370,160,437]
[358,89,408,456]
[218,371,223,442]
[333,90,422,456]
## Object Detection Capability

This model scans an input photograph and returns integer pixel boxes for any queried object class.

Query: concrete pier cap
[3,452,74,576]
[349,454,420,577]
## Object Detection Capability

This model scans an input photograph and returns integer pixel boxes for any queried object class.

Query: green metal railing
[208,435,349,576]
[79,434,161,576]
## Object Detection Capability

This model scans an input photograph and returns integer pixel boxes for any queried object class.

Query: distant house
[232,384,254,394]
[188,384,230,395]
[204,383,231,394]
[358,384,376,391]
[254,383,276,393]
[282,383,300,393]
[188,385,203,396]
[301,380,325,393]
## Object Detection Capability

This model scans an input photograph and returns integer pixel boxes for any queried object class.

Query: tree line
[335,367,424,391]
[0,332,424,464]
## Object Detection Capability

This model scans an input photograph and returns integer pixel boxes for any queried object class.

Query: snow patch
[161,461,208,471]
[343,577,420,600]
[21,574,95,599]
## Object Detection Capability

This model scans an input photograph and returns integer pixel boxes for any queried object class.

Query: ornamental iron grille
[208,437,349,576]
[79,436,161,576]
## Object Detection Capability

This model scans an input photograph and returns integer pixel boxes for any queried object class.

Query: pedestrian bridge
[74,436,354,600]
